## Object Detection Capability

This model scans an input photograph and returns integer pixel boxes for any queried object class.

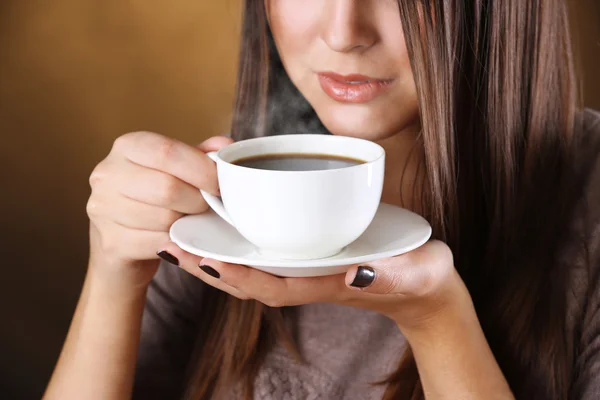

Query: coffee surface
[233,153,365,171]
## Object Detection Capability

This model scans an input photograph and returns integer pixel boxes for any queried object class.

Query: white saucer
[170,203,432,277]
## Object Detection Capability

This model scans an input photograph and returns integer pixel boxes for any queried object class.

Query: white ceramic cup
[200,134,385,260]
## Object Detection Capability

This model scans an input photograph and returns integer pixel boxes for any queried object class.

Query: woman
[45,1,600,399]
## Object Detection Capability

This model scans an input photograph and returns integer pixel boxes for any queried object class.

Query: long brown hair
[184,0,582,398]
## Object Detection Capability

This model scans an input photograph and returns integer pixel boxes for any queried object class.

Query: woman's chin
[318,112,400,141]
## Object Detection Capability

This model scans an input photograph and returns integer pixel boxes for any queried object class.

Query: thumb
[344,260,424,295]
[344,241,452,296]
[196,135,234,153]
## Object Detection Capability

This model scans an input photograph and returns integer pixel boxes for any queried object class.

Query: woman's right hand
[86,131,232,291]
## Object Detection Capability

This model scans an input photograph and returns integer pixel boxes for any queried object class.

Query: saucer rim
[169,203,432,268]
[171,227,432,268]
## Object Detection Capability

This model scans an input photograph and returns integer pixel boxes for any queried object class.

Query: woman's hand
[46,133,235,400]
[159,239,465,332]
[161,240,515,398]
[86,131,232,291]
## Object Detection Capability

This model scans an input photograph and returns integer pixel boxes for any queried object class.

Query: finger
[344,240,454,296]
[196,136,234,153]
[88,194,183,231]
[199,258,349,307]
[157,242,249,300]
[93,220,171,261]
[113,132,225,195]
[111,160,208,214]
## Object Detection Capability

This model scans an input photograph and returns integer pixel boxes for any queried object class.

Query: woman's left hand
[159,240,467,332]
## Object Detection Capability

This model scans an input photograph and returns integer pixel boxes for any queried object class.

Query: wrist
[86,259,153,302]
[394,273,514,398]
[87,247,159,291]
[397,270,476,343]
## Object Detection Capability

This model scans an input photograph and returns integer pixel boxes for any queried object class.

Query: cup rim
[216,134,385,174]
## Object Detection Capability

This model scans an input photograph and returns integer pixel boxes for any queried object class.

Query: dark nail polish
[350,266,376,288]
[157,251,179,266]
[199,265,220,279]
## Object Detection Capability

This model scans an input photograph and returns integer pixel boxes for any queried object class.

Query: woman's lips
[317,72,394,104]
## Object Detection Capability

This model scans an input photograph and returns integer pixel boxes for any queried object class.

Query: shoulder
[574,108,600,249]
[580,108,600,301]
[560,109,600,261]
[567,109,600,398]
[569,109,600,230]
[582,108,600,134]
[566,109,600,295]
[559,109,600,334]
[574,108,600,172]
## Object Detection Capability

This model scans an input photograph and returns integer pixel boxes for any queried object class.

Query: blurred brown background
[0,1,241,398]
[0,1,598,399]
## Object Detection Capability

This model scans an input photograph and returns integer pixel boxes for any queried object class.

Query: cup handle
[200,152,235,226]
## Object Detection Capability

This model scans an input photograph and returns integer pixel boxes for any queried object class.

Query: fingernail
[157,250,179,266]
[199,264,220,279]
[350,266,375,288]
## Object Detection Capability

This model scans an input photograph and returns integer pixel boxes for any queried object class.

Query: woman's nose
[320,0,378,53]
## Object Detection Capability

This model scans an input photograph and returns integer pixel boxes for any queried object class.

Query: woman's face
[267,0,419,141]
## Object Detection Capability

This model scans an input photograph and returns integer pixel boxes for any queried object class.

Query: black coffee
[233,153,365,171]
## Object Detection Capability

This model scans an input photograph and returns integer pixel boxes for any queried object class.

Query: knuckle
[112,132,135,152]
[89,163,106,187]
[86,198,101,218]
[113,131,157,155]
